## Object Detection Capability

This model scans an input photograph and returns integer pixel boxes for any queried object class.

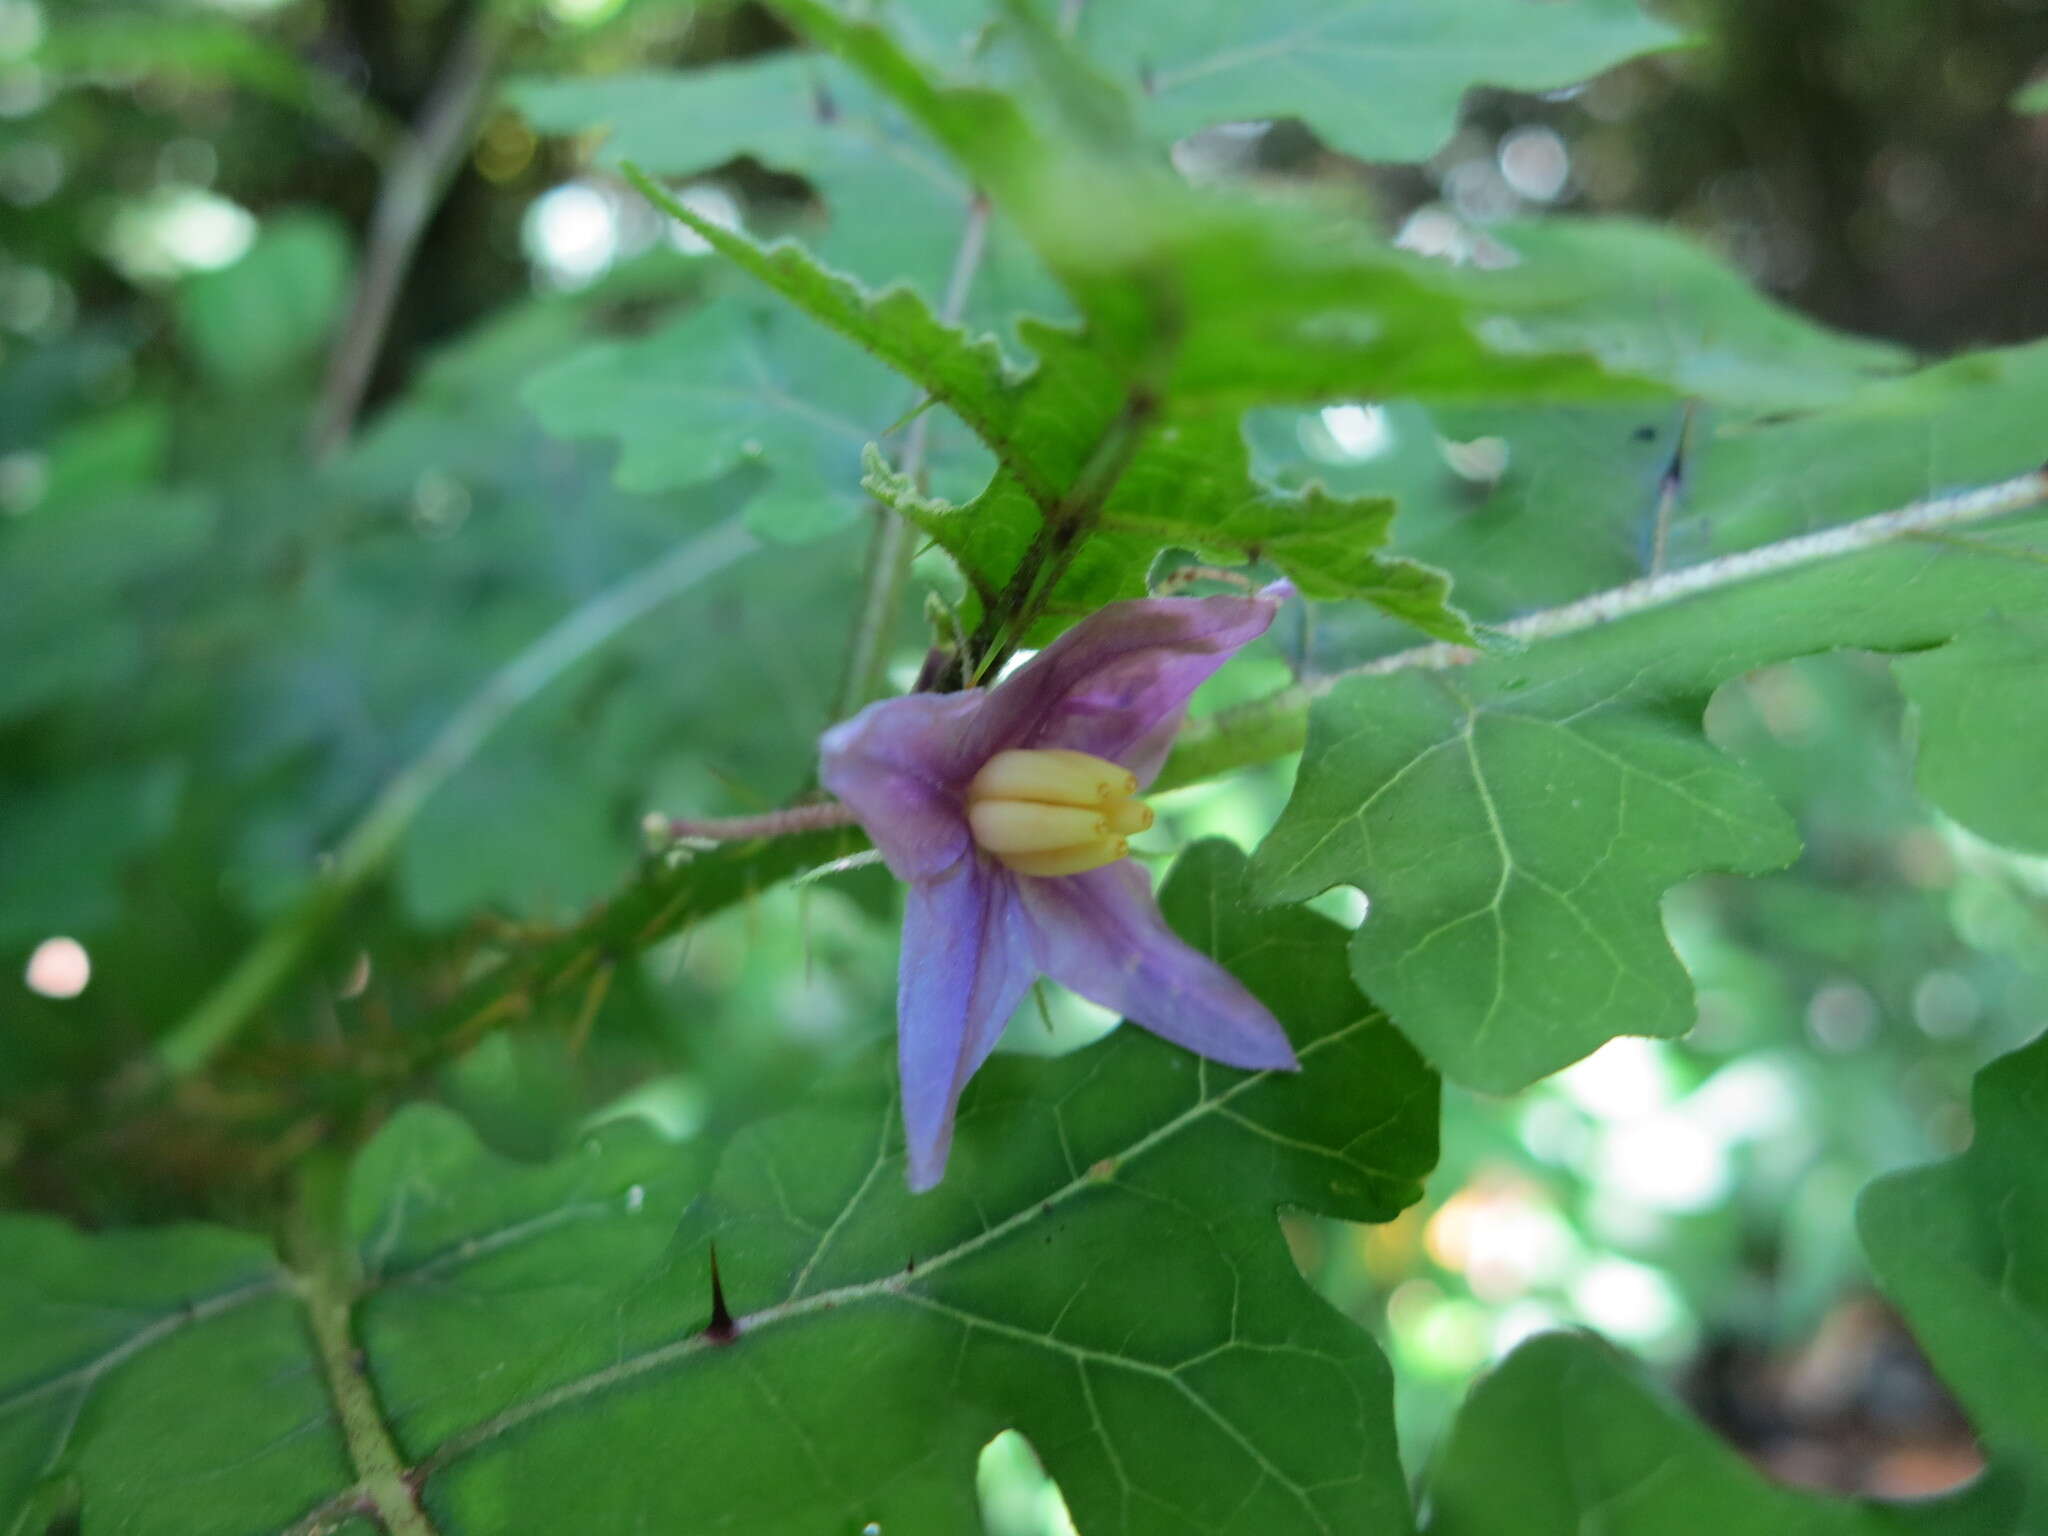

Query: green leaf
[577,10,1703,657]
[1071,0,1687,162]
[1253,512,2048,1094]
[397,750,625,925]
[190,287,887,947]
[1,843,1439,1534]
[891,395,1481,644]
[1248,398,1675,633]
[507,56,838,185]
[2013,76,2048,114]
[1860,1030,2048,1483]
[417,825,868,1063]
[411,843,1436,1533]
[1424,1332,2025,1535]
[548,12,1784,670]
[0,486,214,723]
[624,169,1028,473]
[1465,219,1911,412]
[716,1,1674,654]
[0,762,182,947]
[0,1216,349,1532]
[1896,617,2048,858]
[1687,341,2048,551]
[34,16,393,154]
[508,56,1065,327]
[632,163,1559,640]
[177,212,352,387]
[27,398,171,508]
[1248,341,2048,669]
[760,0,1663,416]
[523,299,916,541]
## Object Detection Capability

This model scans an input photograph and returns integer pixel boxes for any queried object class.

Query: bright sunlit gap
[978,1430,1080,1536]
[523,179,744,289]
[524,181,618,288]
[543,0,626,24]
[1366,1032,1832,1379]
[1319,402,1391,460]
[1571,1256,1688,1349]
[103,187,257,279]
[1498,125,1571,203]
[1553,1036,1804,1216]
[24,935,89,998]
[0,0,42,59]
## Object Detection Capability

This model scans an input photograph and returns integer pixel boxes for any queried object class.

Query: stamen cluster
[965,748,1154,876]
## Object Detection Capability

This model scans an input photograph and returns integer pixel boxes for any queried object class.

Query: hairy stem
[289,1163,439,1536]
[1161,466,2048,785]
[308,8,501,460]
[668,801,861,841]
[835,195,995,717]
[959,386,1160,685]
[1150,686,1311,795]
[416,827,862,1066]
[154,517,760,1081]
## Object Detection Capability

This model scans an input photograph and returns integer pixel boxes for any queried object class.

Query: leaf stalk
[835,192,995,716]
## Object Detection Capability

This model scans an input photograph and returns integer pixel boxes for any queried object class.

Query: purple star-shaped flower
[820,591,1300,1190]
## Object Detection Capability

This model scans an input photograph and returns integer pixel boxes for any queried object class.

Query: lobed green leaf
[0,844,1437,1534]
[1424,1332,2025,1535]
[1255,512,2048,1094]
[1860,1030,2048,1485]
[1070,0,1686,162]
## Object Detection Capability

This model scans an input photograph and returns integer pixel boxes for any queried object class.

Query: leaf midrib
[400,1014,1375,1485]
[0,1271,283,1423]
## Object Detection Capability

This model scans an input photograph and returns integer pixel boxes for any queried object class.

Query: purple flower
[820,591,1300,1190]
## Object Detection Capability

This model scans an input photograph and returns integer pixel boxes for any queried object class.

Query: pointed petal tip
[905,1163,942,1195]
[1202,1027,1301,1074]
[1266,1044,1304,1073]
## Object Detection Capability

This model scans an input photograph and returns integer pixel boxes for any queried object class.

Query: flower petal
[819,690,989,881]
[1016,861,1299,1072]
[897,859,1036,1191]
[966,593,1280,785]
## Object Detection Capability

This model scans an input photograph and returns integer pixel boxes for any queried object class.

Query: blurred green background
[6,0,2048,1525]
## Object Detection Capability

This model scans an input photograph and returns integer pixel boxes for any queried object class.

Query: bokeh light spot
[25,935,90,998]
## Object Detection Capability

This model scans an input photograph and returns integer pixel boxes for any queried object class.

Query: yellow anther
[968,801,1111,854]
[1000,839,1131,877]
[965,748,1149,877]
[1104,800,1154,836]
[967,748,1137,808]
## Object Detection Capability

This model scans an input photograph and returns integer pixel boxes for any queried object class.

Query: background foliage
[5,0,2048,1531]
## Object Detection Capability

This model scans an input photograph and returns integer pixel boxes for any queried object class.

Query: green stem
[669,801,860,840]
[155,516,760,1080]
[309,5,502,460]
[1155,465,2048,790]
[415,826,864,1066]
[835,194,994,717]
[289,1161,439,1536]
[961,385,1159,684]
[1151,686,1310,794]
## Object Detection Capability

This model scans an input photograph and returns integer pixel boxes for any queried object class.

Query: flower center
[964,748,1153,877]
